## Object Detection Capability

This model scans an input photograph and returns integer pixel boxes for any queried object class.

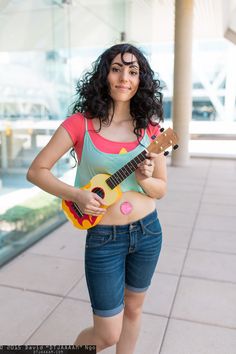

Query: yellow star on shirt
[118,147,128,154]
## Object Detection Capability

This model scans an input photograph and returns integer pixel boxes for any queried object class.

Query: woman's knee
[94,311,123,347]
[100,329,121,347]
[124,290,146,320]
[124,303,143,321]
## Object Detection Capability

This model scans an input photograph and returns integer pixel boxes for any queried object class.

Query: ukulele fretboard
[106,150,147,189]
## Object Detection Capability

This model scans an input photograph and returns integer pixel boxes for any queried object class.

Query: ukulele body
[62,173,122,230]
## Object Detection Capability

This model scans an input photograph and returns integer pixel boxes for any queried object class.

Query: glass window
[0,0,126,266]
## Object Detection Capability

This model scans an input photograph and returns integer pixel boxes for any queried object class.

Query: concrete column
[171,0,194,166]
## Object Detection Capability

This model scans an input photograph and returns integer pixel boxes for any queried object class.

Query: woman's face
[107,52,140,103]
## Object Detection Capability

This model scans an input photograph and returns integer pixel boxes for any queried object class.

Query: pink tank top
[61,113,160,160]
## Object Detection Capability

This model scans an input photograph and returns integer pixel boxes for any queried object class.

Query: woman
[27,43,166,353]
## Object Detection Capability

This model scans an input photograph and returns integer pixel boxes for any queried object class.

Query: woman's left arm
[135,152,167,199]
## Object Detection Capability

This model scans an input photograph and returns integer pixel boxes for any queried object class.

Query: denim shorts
[84,209,162,317]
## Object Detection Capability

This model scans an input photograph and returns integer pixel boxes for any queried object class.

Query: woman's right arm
[27,126,106,215]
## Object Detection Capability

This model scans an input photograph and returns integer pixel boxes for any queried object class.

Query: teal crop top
[74,118,151,194]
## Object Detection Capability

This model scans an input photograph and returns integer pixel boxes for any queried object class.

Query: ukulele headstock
[147,127,179,155]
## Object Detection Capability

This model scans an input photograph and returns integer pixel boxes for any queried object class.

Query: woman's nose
[120,70,129,82]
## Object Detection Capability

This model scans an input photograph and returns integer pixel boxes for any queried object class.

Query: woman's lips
[115,86,131,90]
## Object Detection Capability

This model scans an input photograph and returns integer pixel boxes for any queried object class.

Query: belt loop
[139,219,146,235]
[112,225,116,240]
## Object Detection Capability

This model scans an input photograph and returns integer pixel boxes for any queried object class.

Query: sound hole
[92,187,105,199]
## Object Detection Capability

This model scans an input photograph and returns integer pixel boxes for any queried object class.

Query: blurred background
[0,0,236,305]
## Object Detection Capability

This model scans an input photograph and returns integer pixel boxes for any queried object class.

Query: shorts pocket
[143,218,162,236]
[86,232,113,249]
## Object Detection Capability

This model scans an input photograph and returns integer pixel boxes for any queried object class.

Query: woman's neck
[109,101,132,123]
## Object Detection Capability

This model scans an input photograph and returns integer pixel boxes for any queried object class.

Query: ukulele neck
[106,150,147,189]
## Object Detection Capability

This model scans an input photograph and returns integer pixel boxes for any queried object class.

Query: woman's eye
[130,71,138,76]
[111,67,119,72]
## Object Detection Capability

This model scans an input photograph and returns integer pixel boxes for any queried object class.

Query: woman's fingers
[146,152,159,159]
[75,190,106,215]
[84,202,106,215]
[84,208,106,216]
[137,158,155,177]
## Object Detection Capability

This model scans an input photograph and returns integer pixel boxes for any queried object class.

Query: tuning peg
[173,144,179,150]
[164,151,169,156]
[160,127,165,132]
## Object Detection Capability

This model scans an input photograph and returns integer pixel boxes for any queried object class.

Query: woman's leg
[116,289,146,354]
[115,211,162,354]
[80,225,126,351]
[74,310,124,352]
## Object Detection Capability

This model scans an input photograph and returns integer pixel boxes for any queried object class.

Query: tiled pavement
[0,158,236,353]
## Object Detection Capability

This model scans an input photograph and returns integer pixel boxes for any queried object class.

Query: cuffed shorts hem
[93,303,124,317]
[125,283,149,293]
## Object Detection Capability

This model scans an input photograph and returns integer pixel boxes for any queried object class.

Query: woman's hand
[74,189,107,216]
[135,152,157,181]
[135,151,167,199]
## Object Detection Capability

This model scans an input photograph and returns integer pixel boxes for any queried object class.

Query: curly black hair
[70,43,164,138]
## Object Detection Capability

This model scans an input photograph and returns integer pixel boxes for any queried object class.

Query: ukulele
[62,127,178,229]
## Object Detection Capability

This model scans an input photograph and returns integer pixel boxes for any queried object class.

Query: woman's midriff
[99,191,156,225]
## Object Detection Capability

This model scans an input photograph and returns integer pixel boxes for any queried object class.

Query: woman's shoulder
[62,112,85,128]
[61,112,86,145]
